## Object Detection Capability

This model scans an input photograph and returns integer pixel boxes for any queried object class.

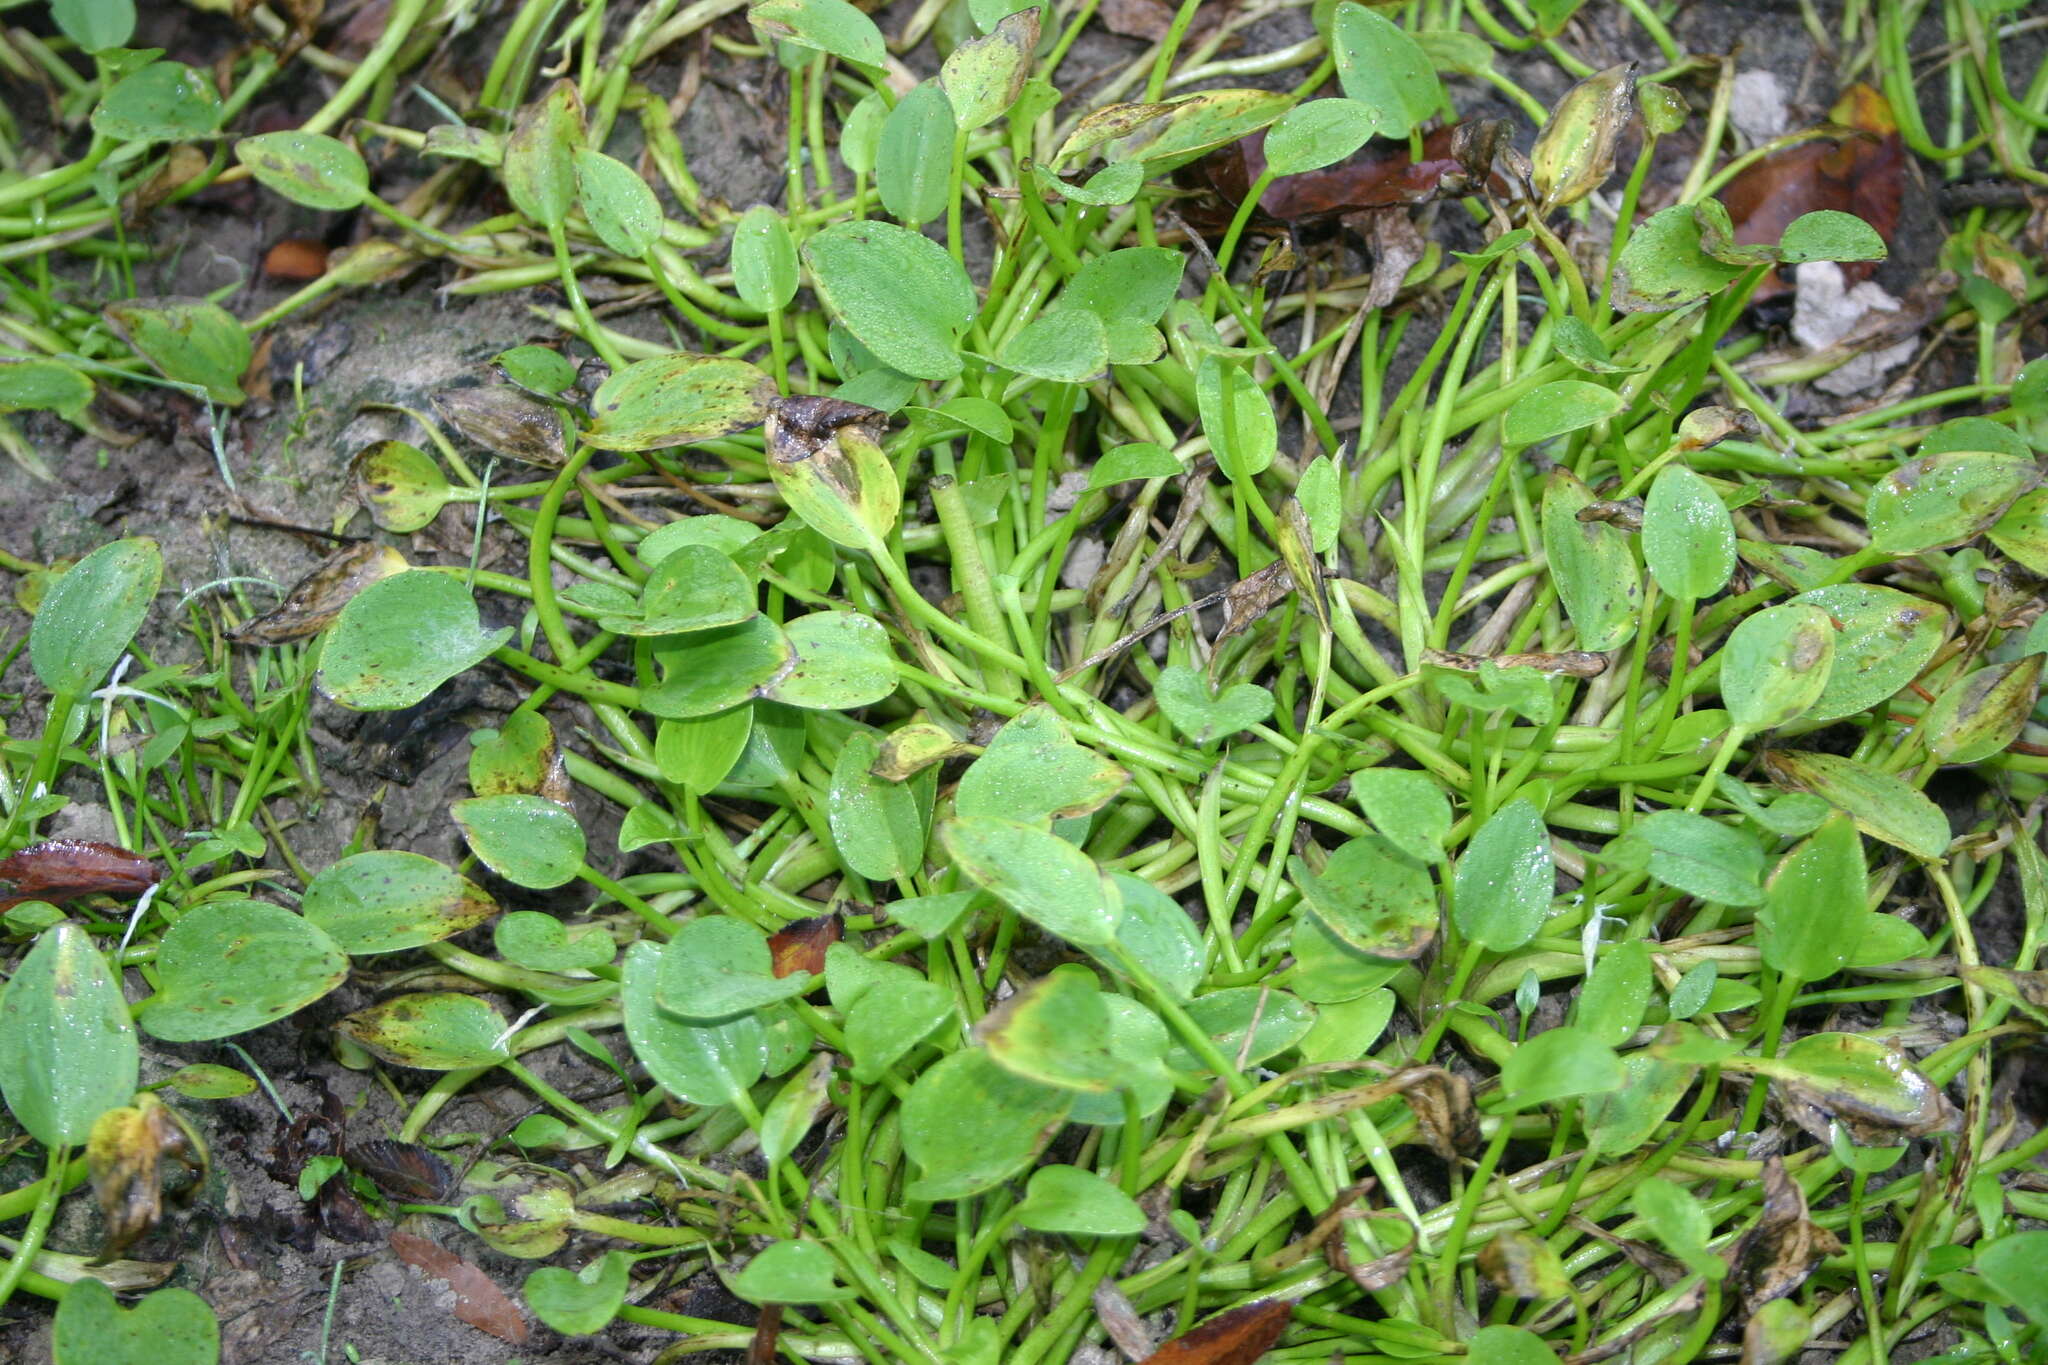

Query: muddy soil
[0,2,2023,1363]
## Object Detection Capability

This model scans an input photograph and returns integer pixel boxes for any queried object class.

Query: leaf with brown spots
[768,915,841,978]
[0,839,157,911]
[390,1230,531,1344]
[1140,1298,1291,1364]
[432,385,568,467]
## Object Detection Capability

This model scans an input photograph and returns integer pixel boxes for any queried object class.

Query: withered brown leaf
[390,1230,531,1344]
[87,1095,207,1261]
[1140,1298,1292,1365]
[768,915,841,978]
[0,839,158,911]
[1729,1157,1843,1316]
[346,1138,454,1202]
[432,385,568,467]
[229,542,406,645]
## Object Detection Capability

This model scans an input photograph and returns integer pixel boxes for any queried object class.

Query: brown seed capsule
[1530,62,1638,214]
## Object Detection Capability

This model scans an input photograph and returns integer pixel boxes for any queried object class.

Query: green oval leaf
[31,536,161,698]
[621,941,767,1107]
[940,816,1123,946]
[901,1048,1071,1199]
[732,205,800,312]
[0,925,138,1147]
[1505,379,1625,446]
[139,900,349,1043]
[234,131,369,210]
[1643,464,1735,599]
[452,794,587,890]
[583,353,777,452]
[1541,469,1640,651]
[317,572,513,711]
[103,297,251,405]
[573,147,662,257]
[302,850,497,955]
[748,0,886,67]
[52,1281,218,1365]
[803,221,976,381]
[1453,800,1554,952]
[1756,813,1866,984]
[1866,452,2039,554]
[878,82,957,227]
[337,992,510,1069]
[1721,602,1835,730]
[1015,1165,1145,1237]
[1331,3,1443,139]
[524,1251,629,1336]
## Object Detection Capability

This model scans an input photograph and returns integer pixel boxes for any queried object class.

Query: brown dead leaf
[1253,1182,1374,1276]
[1099,0,1235,42]
[88,1095,207,1261]
[1093,1280,1155,1361]
[1178,126,1467,237]
[390,1230,531,1344]
[1330,1217,1414,1291]
[1479,1227,1573,1299]
[1721,84,1902,299]
[1729,1157,1843,1316]
[1390,1066,1481,1159]
[0,839,158,911]
[346,1138,453,1202]
[1141,1298,1291,1365]
[229,542,406,645]
[1564,1215,1688,1287]
[1215,561,1296,647]
[1424,648,1609,678]
[262,239,330,280]
[432,385,568,467]
[768,915,841,978]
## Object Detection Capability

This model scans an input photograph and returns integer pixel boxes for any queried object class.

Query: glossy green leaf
[1611,203,1746,312]
[0,357,95,421]
[1350,768,1452,864]
[139,900,349,1043]
[1585,1053,1695,1155]
[497,345,578,398]
[337,992,509,1070]
[31,537,161,698]
[603,544,756,637]
[235,130,368,210]
[1289,914,1403,1004]
[1463,1325,1562,1365]
[621,942,767,1107]
[956,706,1127,825]
[1778,209,1887,263]
[1497,1029,1623,1110]
[1977,1232,2048,1323]
[1756,814,1866,983]
[1721,603,1835,730]
[524,1252,629,1336]
[103,297,250,405]
[763,611,898,709]
[1198,356,1277,479]
[748,0,885,66]
[1643,464,1735,598]
[1866,452,2038,554]
[495,912,615,973]
[980,968,1134,1092]
[645,618,794,718]
[1747,1031,1954,1143]
[1793,584,1948,722]
[1505,380,1624,446]
[1452,800,1554,952]
[317,572,512,711]
[1015,1165,1144,1237]
[52,1281,218,1365]
[51,0,135,51]
[0,925,137,1147]
[902,1048,1071,1199]
[1153,665,1273,747]
[1086,873,1203,1001]
[92,62,221,144]
[804,220,976,381]
[1292,833,1438,959]
[1001,308,1109,384]
[1297,988,1396,1064]
[1088,441,1181,487]
[941,816,1123,946]
[503,79,582,229]
[829,730,928,880]
[1575,940,1653,1047]
[657,915,812,1019]
[583,354,776,452]
[1331,3,1442,139]
[878,81,957,226]
[1542,469,1641,651]
[656,707,754,793]
[302,850,495,955]
[732,205,800,312]
[573,148,662,257]
[1263,98,1378,176]
[846,976,953,1083]
[1606,810,1765,907]
[1166,988,1315,1070]
[728,1239,858,1304]
[452,794,586,890]
[352,440,451,532]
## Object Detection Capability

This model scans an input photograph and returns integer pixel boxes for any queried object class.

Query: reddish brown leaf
[1720,84,1902,299]
[390,1230,531,1344]
[0,840,157,911]
[1140,1299,1291,1364]
[1099,0,1235,42]
[768,915,841,978]
[1177,125,1467,236]
[263,238,330,280]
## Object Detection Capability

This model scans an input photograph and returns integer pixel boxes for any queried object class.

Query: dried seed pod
[1530,62,1638,213]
